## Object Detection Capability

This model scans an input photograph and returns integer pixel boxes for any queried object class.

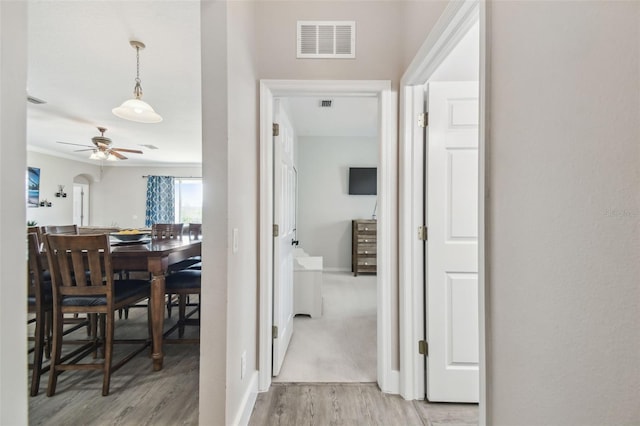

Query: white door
[425,81,479,402]
[272,99,296,376]
[73,183,89,226]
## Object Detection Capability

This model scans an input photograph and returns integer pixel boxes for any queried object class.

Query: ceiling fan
[57,127,143,160]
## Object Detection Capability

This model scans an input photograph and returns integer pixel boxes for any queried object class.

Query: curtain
[145,176,175,227]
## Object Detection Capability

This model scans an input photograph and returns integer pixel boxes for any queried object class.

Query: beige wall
[199,1,229,425]
[226,1,260,424]
[0,2,28,424]
[256,1,447,88]
[26,151,201,229]
[486,1,640,423]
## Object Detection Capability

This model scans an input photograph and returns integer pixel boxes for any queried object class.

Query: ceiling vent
[297,21,356,59]
[320,100,332,108]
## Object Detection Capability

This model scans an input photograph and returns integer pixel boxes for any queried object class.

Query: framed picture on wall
[27,167,40,208]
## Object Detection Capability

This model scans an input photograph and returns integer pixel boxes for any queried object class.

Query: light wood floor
[29,302,477,426]
[249,383,478,426]
[28,305,200,426]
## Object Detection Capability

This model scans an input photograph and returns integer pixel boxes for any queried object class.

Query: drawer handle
[364,239,368,242]
[364,227,368,230]
[364,251,368,254]
[364,262,368,265]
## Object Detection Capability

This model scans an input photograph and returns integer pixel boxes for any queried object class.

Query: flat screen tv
[349,167,377,195]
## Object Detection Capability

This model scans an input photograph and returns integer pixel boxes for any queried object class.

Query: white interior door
[72,183,89,226]
[272,99,296,376]
[425,81,479,402]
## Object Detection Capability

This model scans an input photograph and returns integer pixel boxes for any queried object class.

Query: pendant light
[112,40,162,123]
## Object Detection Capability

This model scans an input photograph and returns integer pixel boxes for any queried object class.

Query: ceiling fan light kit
[112,40,163,124]
[59,126,143,161]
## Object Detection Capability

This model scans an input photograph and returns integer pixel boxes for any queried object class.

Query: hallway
[273,271,376,382]
[249,383,478,426]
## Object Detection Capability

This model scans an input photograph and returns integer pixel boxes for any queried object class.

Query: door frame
[398,0,487,421]
[258,79,397,393]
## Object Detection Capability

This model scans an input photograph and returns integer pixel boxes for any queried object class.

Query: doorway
[258,80,398,393]
[398,0,485,414]
[72,176,90,226]
[271,95,379,382]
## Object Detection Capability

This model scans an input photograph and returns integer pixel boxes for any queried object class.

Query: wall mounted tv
[348,167,377,195]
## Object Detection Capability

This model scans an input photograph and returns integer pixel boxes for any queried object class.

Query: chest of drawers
[352,219,377,276]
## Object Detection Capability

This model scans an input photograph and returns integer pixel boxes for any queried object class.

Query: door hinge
[273,224,279,237]
[417,112,428,128]
[418,340,428,355]
[273,123,280,137]
[418,226,428,241]
[272,325,278,339]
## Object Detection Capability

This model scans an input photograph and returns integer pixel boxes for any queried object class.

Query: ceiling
[27,1,202,166]
[284,96,379,138]
[26,2,378,166]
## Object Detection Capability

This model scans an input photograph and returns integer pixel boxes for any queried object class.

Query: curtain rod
[142,175,202,179]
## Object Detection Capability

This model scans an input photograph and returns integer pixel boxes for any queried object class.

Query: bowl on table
[110,230,150,242]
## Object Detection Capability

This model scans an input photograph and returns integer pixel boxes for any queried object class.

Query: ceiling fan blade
[110,150,127,160]
[111,148,143,154]
[57,141,93,148]
[74,149,95,152]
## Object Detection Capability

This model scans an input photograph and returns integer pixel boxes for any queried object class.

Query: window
[174,178,202,224]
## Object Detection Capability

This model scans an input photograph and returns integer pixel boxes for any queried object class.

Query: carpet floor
[273,271,377,382]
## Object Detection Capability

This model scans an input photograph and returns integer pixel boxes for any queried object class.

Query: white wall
[486,1,640,424]
[225,1,259,424]
[0,2,28,424]
[26,151,201,229]
[199,1,229,425]
[92,165,201,228]
[26,151,101,226]
[298,136,378,270]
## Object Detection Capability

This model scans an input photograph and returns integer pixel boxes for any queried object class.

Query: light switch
[233,228,239,253]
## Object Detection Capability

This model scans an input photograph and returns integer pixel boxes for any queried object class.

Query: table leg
[150,272,166,370]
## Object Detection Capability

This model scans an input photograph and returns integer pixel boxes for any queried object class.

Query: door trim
[398,0,487,421]
[258,79,397,393]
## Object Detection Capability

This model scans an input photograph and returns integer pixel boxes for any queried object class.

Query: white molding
[478,0,488,423]
[398,0,486,416]
[402,0,479,87]
[258,82,274,392]
[398,85,427,400]
[231,371,259,426]
[258,79,397,396]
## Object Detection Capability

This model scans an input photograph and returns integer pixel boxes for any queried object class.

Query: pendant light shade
[112,40,162,124]
[112,98,162,123]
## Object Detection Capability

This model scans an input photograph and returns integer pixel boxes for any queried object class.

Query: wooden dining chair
[27,232,52,396]
[151,223,184,239]
[164,269,201,339]
[44,233,151,396]
[42,224,79,235]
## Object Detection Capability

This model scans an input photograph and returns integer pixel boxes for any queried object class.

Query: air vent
[27,95,47,105]
[320,100,332,108]
[297,21,355,59]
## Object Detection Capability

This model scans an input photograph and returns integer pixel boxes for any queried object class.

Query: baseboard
[231,371,259,426]
[323,267,351,272]
[380,369,400,395]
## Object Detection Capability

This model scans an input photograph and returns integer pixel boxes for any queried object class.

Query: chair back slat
[44,234,114,299]
[151,223,184,239]
[188,223,202,240]
[43,225,79,235]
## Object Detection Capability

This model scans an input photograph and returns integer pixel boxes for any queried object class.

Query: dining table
[110,236,201,371]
